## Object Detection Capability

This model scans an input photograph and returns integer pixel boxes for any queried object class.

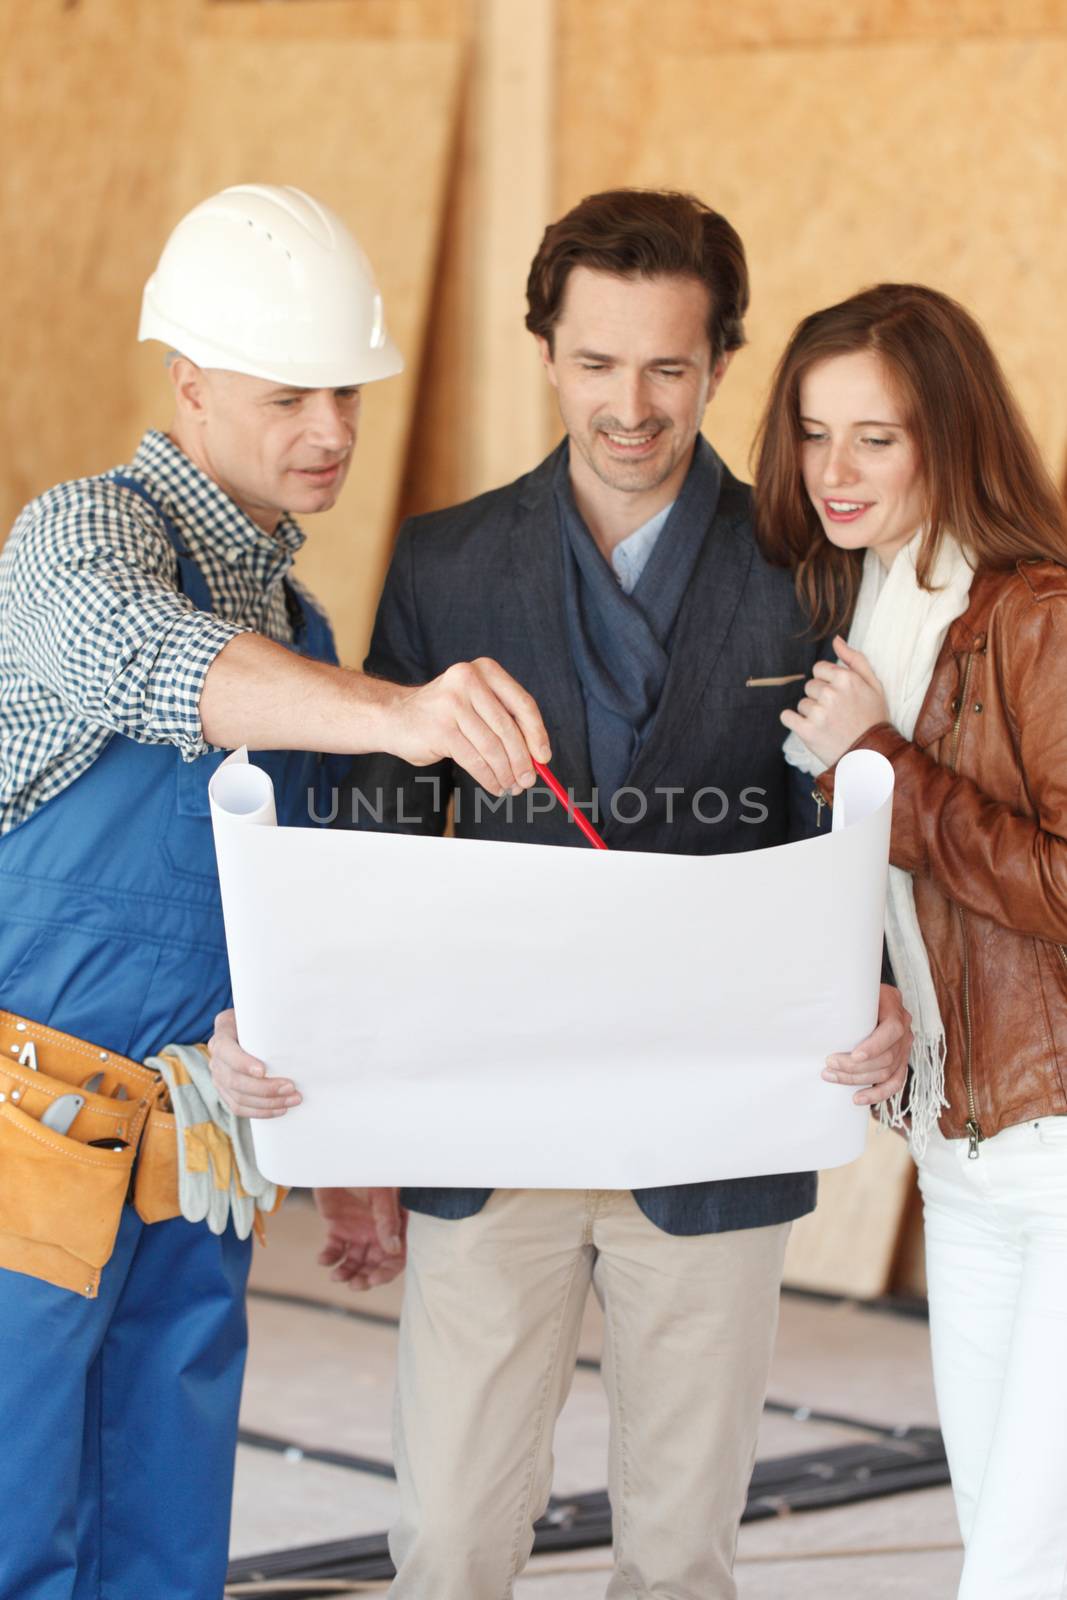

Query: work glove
[148,1042,279,1240]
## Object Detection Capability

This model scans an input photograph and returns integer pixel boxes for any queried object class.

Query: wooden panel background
[132,33,464,663]
[555,0,1067,218]
[624,35,1067,485]
[0,0,195,518]
[784,1125,916,1298]
[0,0,467,665]
[397,0,557,520]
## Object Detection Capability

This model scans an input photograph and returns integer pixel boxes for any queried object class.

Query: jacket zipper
[950,653,974,772]
[813,788,826,828]
[956,904,982,1158]
[1058,944,1067,976]
[950,653,983,1158]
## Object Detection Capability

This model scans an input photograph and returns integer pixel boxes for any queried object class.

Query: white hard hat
[139,184,404,388]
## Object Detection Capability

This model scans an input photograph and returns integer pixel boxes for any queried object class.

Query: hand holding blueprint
[209,750,893,1188]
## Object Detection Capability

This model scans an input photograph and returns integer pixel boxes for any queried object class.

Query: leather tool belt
[0,1009,181,1297]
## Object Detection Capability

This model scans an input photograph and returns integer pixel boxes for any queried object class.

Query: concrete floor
[230,1195,963,1597]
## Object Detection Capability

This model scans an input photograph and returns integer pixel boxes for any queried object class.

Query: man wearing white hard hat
[0,183,549,1600]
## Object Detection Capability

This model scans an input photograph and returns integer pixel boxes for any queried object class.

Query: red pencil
[532,759,609,851]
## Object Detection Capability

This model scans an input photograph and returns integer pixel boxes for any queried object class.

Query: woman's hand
[781,636,891,766]
[824,983,911,1107]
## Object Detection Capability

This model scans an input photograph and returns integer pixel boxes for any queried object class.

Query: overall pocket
[159,748,229,887]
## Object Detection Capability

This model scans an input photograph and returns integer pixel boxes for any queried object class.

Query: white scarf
[784,531,974,1154]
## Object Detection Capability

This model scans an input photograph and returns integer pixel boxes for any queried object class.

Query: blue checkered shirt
[0,429,315,834]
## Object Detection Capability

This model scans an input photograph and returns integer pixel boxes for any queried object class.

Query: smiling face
[537,266,729,516]
[798,349,927,568]
[168,362,361,533]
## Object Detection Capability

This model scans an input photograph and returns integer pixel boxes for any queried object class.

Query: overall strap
[110,472,322,653]
[109,473,214,614]
[283,582,337,662]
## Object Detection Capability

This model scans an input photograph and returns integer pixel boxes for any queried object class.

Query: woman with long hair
[754,283,1067,1599]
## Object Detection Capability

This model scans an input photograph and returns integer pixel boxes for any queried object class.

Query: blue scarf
[556,437,722,801]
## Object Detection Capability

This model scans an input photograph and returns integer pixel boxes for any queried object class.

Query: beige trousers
[388,1189,790,1600]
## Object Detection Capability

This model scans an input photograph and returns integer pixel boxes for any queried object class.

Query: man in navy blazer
[211,189,910,1599]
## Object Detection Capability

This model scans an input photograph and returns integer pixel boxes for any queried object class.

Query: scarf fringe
[877,1030,949,1158]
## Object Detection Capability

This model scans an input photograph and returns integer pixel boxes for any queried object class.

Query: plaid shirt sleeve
[4,481,247,760]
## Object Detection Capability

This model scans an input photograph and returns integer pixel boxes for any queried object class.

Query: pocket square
[745,674,805,688]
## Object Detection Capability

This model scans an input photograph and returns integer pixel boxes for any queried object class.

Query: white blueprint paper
[209,749,893,1188]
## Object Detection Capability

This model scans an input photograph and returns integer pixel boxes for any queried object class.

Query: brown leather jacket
[817,561,1067,1150]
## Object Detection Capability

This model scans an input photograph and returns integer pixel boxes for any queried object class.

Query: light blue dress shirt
[610,501,675,595]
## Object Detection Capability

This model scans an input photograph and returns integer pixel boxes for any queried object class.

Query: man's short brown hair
[525,189,749,363]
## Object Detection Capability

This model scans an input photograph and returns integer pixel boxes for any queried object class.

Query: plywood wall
[396,0,556,521]
[132,31,464,662]
[784,1124,917,1300]
[0,0,195,517]
[409,0,1067,528]
[1,0,467,665]
[632,36,1067,484]
[554,1,1067,485]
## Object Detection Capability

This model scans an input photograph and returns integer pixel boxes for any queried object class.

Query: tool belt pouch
[0,1010,156,1297]
[132,1104,182,1225]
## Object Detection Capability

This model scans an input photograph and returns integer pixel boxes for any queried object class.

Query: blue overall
[0,476,339,1600]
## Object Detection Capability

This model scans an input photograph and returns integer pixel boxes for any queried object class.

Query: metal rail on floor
[227,1429,949,1596]
[233,1286,948,1596]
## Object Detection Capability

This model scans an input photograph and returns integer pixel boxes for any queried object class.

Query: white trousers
[387,1189,791,1600]
[918,1119,1067,1600]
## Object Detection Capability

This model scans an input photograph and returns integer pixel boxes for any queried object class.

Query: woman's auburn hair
[752,283,1067,637]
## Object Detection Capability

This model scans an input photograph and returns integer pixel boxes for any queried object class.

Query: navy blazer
[338,443,825,1235]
